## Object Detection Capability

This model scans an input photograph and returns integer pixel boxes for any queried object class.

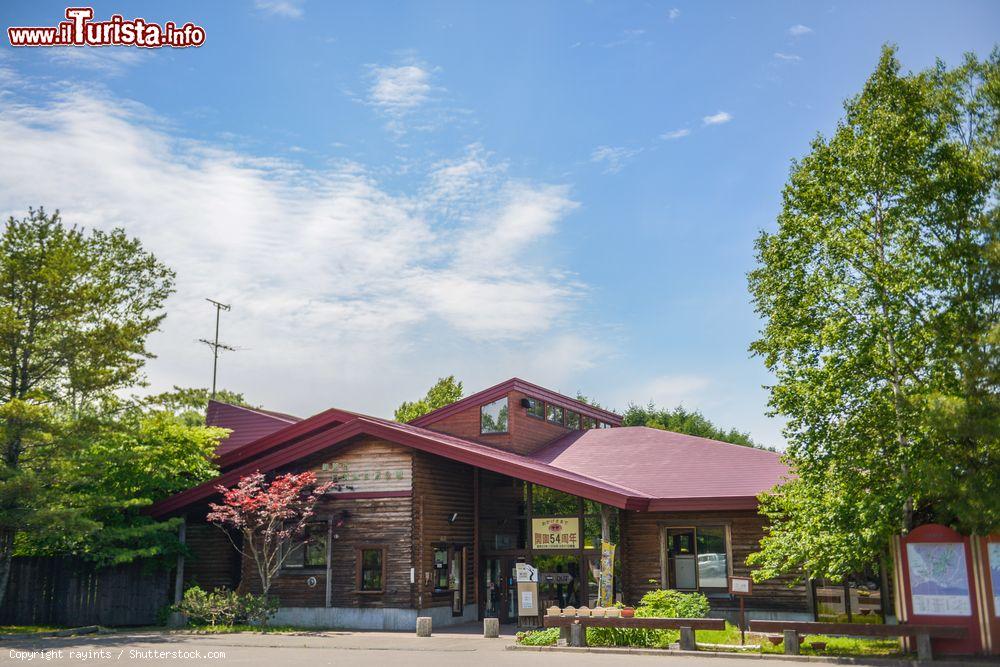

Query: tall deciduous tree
[747,47,999,582]
[394,375,464,422]
[0,208,174,604]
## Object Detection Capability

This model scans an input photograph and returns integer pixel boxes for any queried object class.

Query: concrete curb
[506,643,995,666]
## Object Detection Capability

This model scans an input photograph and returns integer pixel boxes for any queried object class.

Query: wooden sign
[313,441,411,493]
[531,518,579,550]
[729,576,753,596]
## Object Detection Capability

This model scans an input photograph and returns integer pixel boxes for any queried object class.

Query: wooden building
[150,378,809,629]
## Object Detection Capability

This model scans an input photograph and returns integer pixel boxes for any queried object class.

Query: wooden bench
[749,620,967,661]
[543,615,726,649]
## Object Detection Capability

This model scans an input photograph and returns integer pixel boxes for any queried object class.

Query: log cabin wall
[425,389,573,456]
[412,451,475,611]
[621,509,809,613]
[239,436,415,609]
[184,520,242,592]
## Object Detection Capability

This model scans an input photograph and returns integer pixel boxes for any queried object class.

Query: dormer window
[566,411,580,430]
[545,404,564,426]
[525,397,544,420]
[480,397,509,434]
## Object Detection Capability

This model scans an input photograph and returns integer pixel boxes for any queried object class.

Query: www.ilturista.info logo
[8,7,205,48]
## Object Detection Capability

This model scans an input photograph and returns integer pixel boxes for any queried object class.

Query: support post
[915,633,933,661]
[679,626,696,651]
[569,621,587,647]
[167,518,187,628]
[558,625,570,646]
[783,629,800,655]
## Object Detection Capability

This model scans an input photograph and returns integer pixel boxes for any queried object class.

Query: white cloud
[668,8,681,21]
[0,88,592,418]
[255,0,304,18]
[773,52,802,62]
[702,111,733,126]
[47,48,143,75]
[660,128,690,140]
[590,145,642,174]
[603,29,646,48]
[787,24,813,36]
[369,64,433,113]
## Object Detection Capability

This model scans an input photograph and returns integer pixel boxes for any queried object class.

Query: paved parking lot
[1,627,812,667]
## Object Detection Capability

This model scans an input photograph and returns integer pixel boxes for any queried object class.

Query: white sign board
[521,591,534,609]
[729,576,752,595]
[906,542,972,617]
[515,562,538,582]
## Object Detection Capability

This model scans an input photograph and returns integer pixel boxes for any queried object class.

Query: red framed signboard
[974,534,1000,655]
[897,524,982,656]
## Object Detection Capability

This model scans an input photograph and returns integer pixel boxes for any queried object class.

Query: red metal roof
[207,401,301,456]
[149,414,649,518]
[532,427,789,511]
[409,377,622,428]
[151,382,786,518]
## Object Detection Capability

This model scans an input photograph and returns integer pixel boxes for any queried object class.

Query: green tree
[0,208,175,604]
[621,403,761,449]
[18,406,226,565]
[746,47,999,583]
[394,375,464,422]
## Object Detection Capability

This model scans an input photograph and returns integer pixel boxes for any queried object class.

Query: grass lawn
[0,625,65,634]
[518,622,908,658]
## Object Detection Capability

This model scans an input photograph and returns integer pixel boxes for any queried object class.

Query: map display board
[906,542,972,617]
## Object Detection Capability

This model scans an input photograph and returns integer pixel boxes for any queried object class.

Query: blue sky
[1,1,997,447]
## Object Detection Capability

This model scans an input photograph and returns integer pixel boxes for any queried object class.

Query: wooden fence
[0,557,172,627]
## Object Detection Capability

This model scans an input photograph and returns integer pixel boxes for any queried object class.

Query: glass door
[482,557,516,623]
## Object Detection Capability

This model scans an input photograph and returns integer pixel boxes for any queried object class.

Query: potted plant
[621,607,635,618]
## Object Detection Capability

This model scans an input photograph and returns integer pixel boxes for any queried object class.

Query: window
[356,547,385,592]
[283,522,327,569]
[480,397,509,434]
[598,421,612,429]
[663,526,729,591]
[565,411,580,430]
[581,416,596,429]
[545,404,564,426]
[525,397,544,420]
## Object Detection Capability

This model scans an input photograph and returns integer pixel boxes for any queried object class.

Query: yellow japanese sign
[531,518,580,549]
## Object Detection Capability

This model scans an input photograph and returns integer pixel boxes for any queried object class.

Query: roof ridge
[209,400,300,423]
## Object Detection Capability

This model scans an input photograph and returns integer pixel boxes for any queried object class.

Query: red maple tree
[207,471,335,597]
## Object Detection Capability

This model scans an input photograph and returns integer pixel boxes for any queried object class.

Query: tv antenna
[199,298,236,399]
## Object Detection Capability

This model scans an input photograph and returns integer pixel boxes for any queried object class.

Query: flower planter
[620,608,635,618]
[767,635,783,646]
[809,641,827,651]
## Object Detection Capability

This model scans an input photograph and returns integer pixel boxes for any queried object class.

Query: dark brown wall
[184,522,241,591]
[621,510,809,613]
[412,451,475,609]
[427,390,573,456]
[237,436,415,609]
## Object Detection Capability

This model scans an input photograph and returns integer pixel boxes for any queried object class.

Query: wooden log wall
[621,510,809,613]
[412,450,475,609]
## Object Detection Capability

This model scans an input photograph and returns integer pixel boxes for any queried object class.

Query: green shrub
[172,586,277,627]
[516,628,559,645]
[635,589,710,619]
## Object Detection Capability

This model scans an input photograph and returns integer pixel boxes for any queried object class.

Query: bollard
[916,633,933,661]
[569,621,587,647]
[483,617,499,638]
[679,626,696,651]
[416,616,432,637]
[558,626,570,646]
[783,629,800,655]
